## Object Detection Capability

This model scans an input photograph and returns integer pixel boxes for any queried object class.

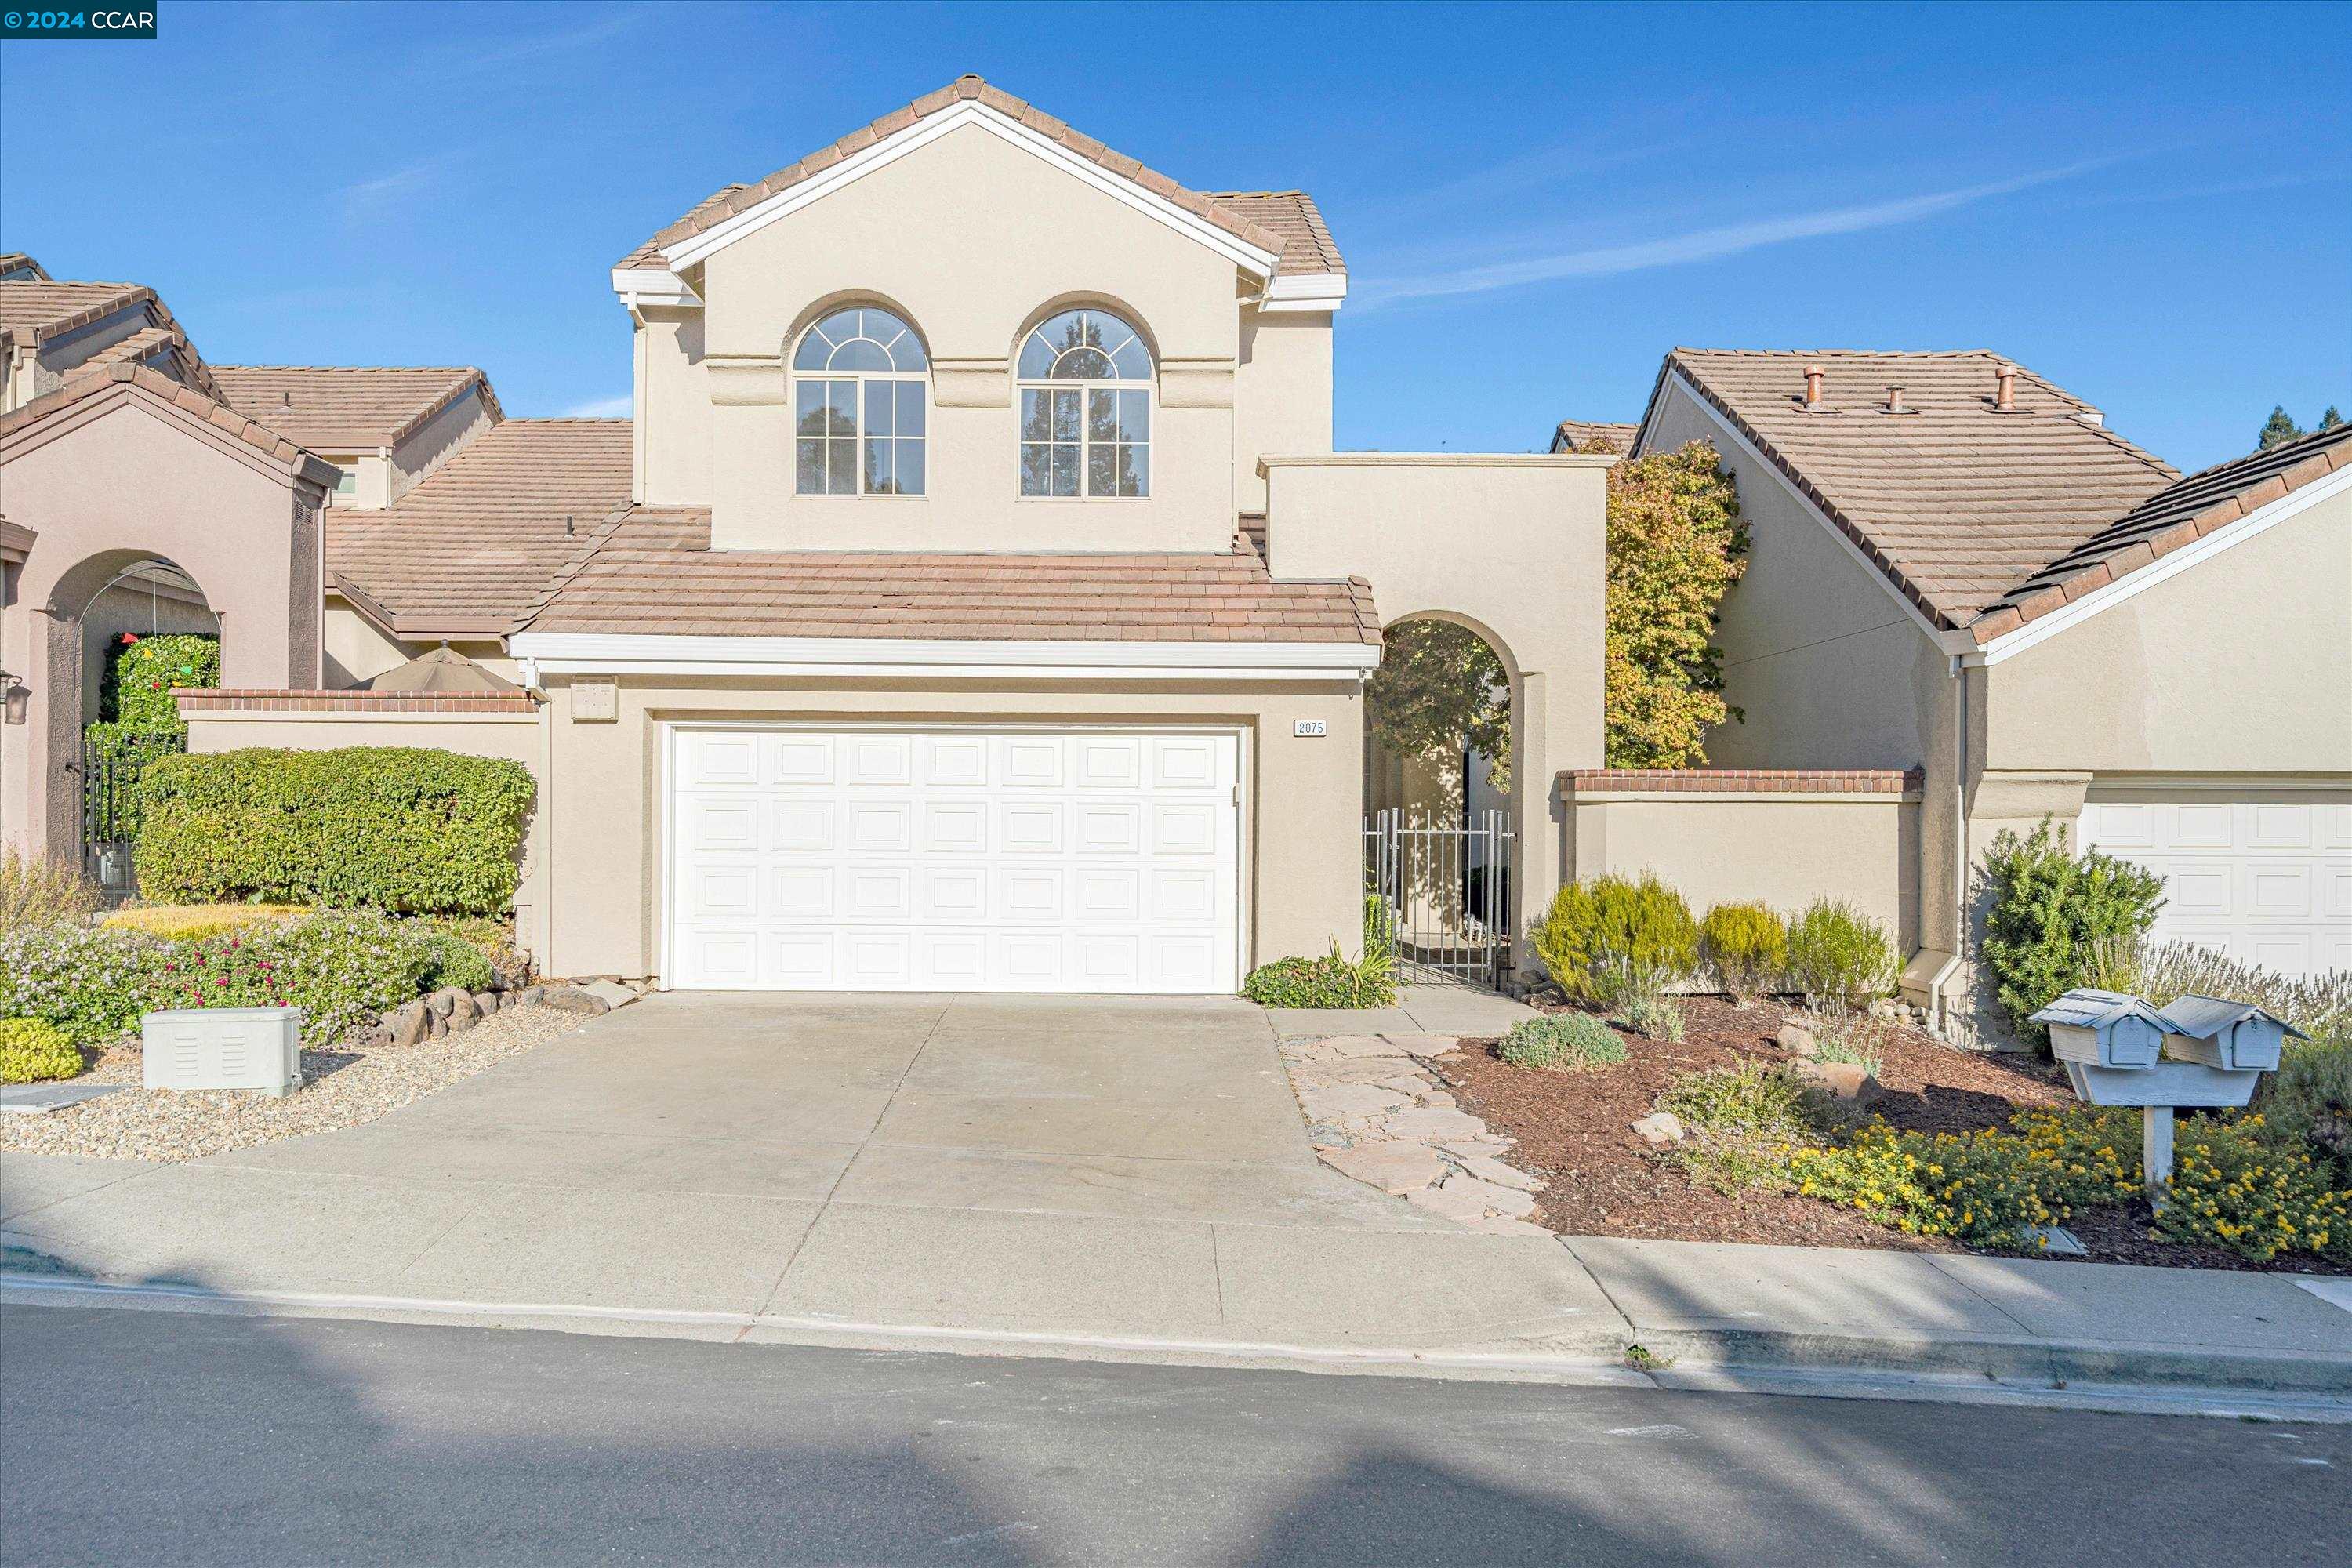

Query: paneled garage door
[2078,793,2352,978]
[667,727,1242,993]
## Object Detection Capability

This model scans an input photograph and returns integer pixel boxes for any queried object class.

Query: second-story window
[1018,307,1151,498]
[793,307,928,495]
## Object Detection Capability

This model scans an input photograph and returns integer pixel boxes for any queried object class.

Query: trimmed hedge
[0,1018,85,1085]
[136,746,534,915]
[100,632,219,732]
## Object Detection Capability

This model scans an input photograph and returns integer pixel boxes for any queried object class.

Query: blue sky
[3,0,2345,470]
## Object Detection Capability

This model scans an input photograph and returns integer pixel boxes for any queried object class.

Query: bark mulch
[1436,993,2350,1276]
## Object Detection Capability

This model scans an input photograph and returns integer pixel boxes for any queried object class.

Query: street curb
[5,1267,2349,1420]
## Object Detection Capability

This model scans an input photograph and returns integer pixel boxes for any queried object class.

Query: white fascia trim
[1658,369,1969,654]
[1258,273,1348,313]
[609,266,702,309]
[1965,465,2352,667]
[658,100,1281,281]
[506,633,1377,682]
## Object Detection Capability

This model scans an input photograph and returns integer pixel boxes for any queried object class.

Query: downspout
[1922,652,1969,1032]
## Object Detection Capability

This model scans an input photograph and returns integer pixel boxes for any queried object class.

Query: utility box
[141,1007,306,1097]
[2158,994,2307,1073]
[2032,989,2169,1070]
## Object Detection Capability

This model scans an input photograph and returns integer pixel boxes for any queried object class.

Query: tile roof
[78,321,225,401]
[519,509,1381,644]
[0,253,49,281]
[1972,421,2352,641]
[1203,191,1345,276]
[617,74,1301,275]
[212,365,502,453]
[326,419,633,636]
[0,281,154,348]
[1647,349,2179,630]
[1551,419,1638,454]
[0,361,334,485]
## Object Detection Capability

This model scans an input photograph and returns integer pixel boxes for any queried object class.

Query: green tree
[1604,440,1748,767]
[2258,405,2306,450]
[2321,405,2345,433]
[1367,619,1511,794]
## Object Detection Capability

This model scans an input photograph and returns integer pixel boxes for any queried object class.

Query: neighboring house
[1548,419,1637,455]
[0,77,1611,994]
[0,263,221,412]
[1628,350,2351,1036]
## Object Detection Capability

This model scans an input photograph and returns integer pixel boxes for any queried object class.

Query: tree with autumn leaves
[1367,437,1745,789]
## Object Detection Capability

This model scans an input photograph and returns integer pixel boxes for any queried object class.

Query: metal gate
[79,731,183,898]
[1364,808,1514,989]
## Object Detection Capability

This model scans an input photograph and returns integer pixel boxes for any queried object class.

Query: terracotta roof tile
[211,365,502,452]
[0,280,151,347]
[1646,349,2180,630]
[326,419,633,636]
[1974,421,2352,640]
[1200,191,1345,276]
[1550,419,1637,454]
[518,510,1379,644]
[617,74,1304,275]
[0,252,48,281]
[0,361,333,484]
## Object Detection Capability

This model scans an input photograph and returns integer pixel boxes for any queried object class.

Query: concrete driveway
[2,993,1614,1352]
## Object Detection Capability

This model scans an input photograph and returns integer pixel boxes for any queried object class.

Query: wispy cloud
[563,394,633,419]
[1353,158,2124,310]
[405,9,645,83]
[338,158,456,225]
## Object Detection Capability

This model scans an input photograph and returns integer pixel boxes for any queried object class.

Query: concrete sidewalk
[2,989,2347,1412]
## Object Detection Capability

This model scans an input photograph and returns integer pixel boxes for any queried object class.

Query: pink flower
[216,976,228,988]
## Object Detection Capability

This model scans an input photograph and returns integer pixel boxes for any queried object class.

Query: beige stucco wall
[1983,484,2352,777]
[321,601,516,689]
[184,710,549,961]
[1261,453,1610,974]
[1233,310,1331,511]
[0,388,324,861]
[533,675,1363,985]
[668,121,1240,554]
[1561,789,1922,960]
[633,308,710,506]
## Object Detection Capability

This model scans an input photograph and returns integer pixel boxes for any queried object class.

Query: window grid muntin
[1018,308,1152,499]
[793,307,927,496]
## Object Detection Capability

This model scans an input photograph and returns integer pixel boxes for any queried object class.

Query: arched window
[1017,307,1151,498]
[793,306,928,495]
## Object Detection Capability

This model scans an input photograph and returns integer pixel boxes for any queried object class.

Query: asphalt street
[2,1301,2346,1566]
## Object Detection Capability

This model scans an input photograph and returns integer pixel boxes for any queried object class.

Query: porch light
[1,671,25,726]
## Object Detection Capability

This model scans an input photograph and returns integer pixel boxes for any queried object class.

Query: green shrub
[1532,873,1697,1007]
[151,909,437,1046]
[1700,901,1784,1000]
[104,903,307,941]
[136,746,535,915]
[0,848,102,929]
[1244,955,1381,1008]
[2259,1038,2352,1170]
[418,930,495,994]
[1656,1058,1820,1192]
[0,924,167,1042]
[1981,821,2166,1044]
[1783,898,1900,1009]
[1617,992,1686,1043]
[96,632,218,731]
[2160,1114,2350,1262]
[0,1018,85,1084]
[1497,1012,1628,1071]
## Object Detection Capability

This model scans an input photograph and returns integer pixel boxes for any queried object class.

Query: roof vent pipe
[1994,364,2017,412]
[1884,386,1905,414]
[1803,365,1824,408]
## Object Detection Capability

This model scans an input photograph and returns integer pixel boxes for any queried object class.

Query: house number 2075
[1292,720,1327,738]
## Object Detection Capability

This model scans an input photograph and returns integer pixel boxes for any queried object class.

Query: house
[1624,349,2351,1036]
[0,77,1612,994]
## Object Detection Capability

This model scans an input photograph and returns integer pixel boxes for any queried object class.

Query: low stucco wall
[1557,769,1922,960]
[534,673,1365,985]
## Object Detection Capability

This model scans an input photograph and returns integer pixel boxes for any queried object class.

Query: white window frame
[791,307,929,498]
[1017,309,1153,500]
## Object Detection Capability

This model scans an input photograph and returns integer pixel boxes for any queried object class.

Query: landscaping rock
[472,990,501,1017]
[537,985,612,1018]
[1319,1141,1446,1194]
[423,989,459,1020]
[1298,1083,1414,1120]
[390,1002,430,1047]
[1405,1181,1494,1225]
[425,1009,448,1040]
[1452,1152,1544,1192]
[1775,1023,1818,1057]
[1378,1106,1488,1143]
[1440,1173,1537,1218]
[1377,1033,1461,1054]
[1629,1111,1686,1148]
[437,989,481,1029]
[579,978,640,1011]
[517,986,546,1008]
[1318,1035,1413,1059]
[1788,1058,1884,1105]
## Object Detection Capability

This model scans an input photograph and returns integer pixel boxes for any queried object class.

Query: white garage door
[2078,793,2352,978]
[667,727,1242,993]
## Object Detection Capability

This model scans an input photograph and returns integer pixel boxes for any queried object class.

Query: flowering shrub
[0,923,168,1042]
[2158,1115,2350,1263]
[0,1018,85,1084]
[157,910,437,1046]
[97,631,219,732]
[1787,1108,2140,1249]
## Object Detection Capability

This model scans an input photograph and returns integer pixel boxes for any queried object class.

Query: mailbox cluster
[2031,987,2308,1194]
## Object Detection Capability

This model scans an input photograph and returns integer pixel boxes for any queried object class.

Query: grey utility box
[141,1007,307,1096]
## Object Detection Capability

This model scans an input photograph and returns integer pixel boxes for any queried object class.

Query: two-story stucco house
[0,77,1610,993]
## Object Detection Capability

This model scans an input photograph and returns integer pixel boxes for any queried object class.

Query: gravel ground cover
[0,1004,583,1163]
[1439,995,2350,1275]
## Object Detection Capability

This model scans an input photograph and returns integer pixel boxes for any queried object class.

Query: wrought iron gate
[1364,808,1515,989]
[79,731,183,897]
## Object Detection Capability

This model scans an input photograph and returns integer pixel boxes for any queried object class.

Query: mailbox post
[2030,989,2303,1200]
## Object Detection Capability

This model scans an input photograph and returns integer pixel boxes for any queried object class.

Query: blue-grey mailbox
[2034,988,2169,1072]
[2156,994,2307,1073]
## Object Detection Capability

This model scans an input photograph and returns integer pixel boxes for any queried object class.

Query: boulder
[538,985,612,1018]
[426,1008,448,1040]
[1629,1111,1686,1148]
[471,989,501,1017]
[390,1002,430,1046]
[1775,1023,1819,1057]
[423,988,458,1019]
[434,988,480,1029]
[517,986,546,1008]
[1788,1058,1884,1105]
